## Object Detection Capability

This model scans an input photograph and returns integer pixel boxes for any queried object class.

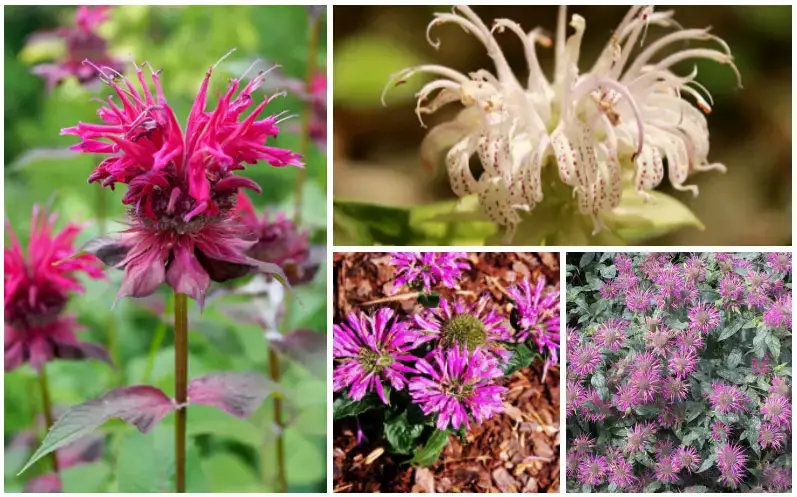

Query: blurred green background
[333,5,791,246]
[4,5,327,493]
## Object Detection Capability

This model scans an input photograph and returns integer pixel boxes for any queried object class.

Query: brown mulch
[332,252,561,493]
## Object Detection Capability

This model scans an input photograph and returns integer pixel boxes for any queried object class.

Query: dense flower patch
[566,252,792,493]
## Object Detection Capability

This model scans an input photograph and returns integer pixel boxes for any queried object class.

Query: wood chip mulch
[332,252,561,493]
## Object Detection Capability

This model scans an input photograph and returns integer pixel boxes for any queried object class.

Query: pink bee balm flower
[687,302,721,334]
[763,292,792,331]
[683,255,706,282]
[767,252,791,275]
[234,191,314,285]
[577,455,608,486]
[762,464,791,492]
[661,376,689,403]
[5,207,108,371]
[333,308,417,404]
[390,252,469,293]
[569,343,602,377]
[30,6,124,91]
[566,379,586,416]
[770,376,790,397]
[607,457,637,490]
[412,295,510,359]
[623,422,655,454]
[580,388,613,423]
[594,318,627,352]
[672,446,700,473]
[63,57,302,304]
[570,433,595,453]
[710,420,731,442]
[409,346,506,430]
[751,355,771,376]
[708,382,750,415]
[613,383,639,413]
[654,455,679,484]
[758,423,785,451]
[760,393,791,429]
[507,276,560,370]
[625,286,652,313]
[716,442,748,488]
[668,346,698,379]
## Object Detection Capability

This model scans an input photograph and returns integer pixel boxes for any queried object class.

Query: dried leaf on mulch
[333,252,561,493]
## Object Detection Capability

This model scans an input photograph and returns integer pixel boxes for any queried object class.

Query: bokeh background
[333,5,791,246]
[4,5,326,492]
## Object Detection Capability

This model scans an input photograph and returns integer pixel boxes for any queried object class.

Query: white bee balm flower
[384,5,741,241]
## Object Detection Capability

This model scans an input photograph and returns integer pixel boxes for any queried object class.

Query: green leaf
[602,189,704,242]
[503,343,536,377]
[409,429,450,467]
[202,453,260,492]
[718,321,744,341]
[696,455,715,473]
[684,485,709,492]
[117,427,208,492]
[384,411,425,455]
[333,392,385,420]
[634,405,661,417]
[418,292,440,309]
[61,461,112,493]
[766,334,781,360]
[644,481,662,492]
[727,350,742,368]
[580,253,595,268]
[591,372,606,389]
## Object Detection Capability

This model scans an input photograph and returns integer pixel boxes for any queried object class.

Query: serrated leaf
[409,429,450,466]
[19,385,174,474]
[384,411,424,455]
[187,372,279,418]
[765,335,781,360]
[696,455,715,473]
[591,372,606,389]
[727,350,742,368]
[718,321,743,341]
[504,343,537,377]
[333,392,385,420]
[580,253,595,268]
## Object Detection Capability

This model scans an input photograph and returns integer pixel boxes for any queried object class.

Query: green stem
[37,365,59,474]
[268,347,287,493]
[293,15,321,226]
[96,184,108,235]
[173,292,189,493]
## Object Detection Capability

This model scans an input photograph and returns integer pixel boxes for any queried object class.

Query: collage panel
[4,5,327,493]
[332,252,561,493]
[564,252,792,493]
[333,5,790,247]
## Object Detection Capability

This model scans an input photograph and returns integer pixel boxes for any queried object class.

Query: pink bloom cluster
[567,252,792,492]
[5,206,108,371]
[390,252,469,293]
[64,58,303,304]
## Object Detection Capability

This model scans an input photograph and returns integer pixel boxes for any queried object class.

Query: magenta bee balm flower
[672,446,701,472]
[716,442,748,488]
[767,252,791,275]
[566,380,586,417]
[654,455,679,484]
[607,457,636,490]
[412,295,510,359]
[409,346,506,430]
[625,287,652,313]
[758,423,785,451]
[507,276,560,360]
[390,252,469,293]
[333,308,417,404]
[763,292,792,331]
[577,455,608,486]
[63,58,302,304]
[570,434,595,453]
[569,344,602,377]
[594,318,627,352]
[708,382,749,415]
[687,302,721,334]
[668,347,698,378]
[5,207,108,371]
[760,393,791,428]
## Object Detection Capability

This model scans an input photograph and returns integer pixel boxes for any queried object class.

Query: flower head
[30,6,124,90]
[507,276,560,365]
[646,326,671,356]
[718,273,745,309]
[654,455,679,484]
[687,302,720,334]
[626,286,652,313]
[683,255,706,283]
[672,446,701,473]
[763,292,792,331]
[569,343,602,377]
[566,379,586,416]
[412,295,509,359]
[758,423,785,451]
[716,442,748,488]
[234,192,313,285]
[762,464,791,492]
[409,346,506,430]
[673,328,704,352]
[594,318,627,352]
[570,433,595,454]
[668,347,698,379]
[624,422,655,454]
[599,280,620,299]
[760,393,791,428]
[661,376,689,403]
[708,382,749,415]
[767,252,791,275]
[710,420,731,442]
[612,383,639,413]
[751,355,771,376]
[5,207,108,371]
[577,454,608,486]
[580,388,613,423]
[629,364,662,404]
[386,6,739,240]
[607,457,637,490]
[391,252,469,293]
[63,57,302,303]
[770,377,790,397]
[333,308,417,404]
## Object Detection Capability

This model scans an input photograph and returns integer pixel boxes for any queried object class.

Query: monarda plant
[566,252,792,493]
[333,252,560,465]
[13,55,303,492]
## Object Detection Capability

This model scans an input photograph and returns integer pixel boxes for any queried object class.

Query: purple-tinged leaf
[187,372,279,418]
[24,473,62,493]
[19,386,174,474]
[77,234,131,267]
[267,328,326,378]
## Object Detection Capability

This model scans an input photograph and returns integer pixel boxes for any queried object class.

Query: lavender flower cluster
[566,253,792,493]
[334,252,560,436]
